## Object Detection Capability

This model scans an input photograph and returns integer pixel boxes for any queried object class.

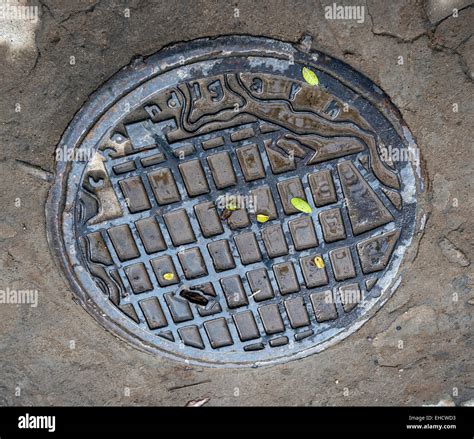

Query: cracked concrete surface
[0,0,472,406]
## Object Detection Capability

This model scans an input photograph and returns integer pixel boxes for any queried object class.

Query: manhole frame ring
[46,35,426,368]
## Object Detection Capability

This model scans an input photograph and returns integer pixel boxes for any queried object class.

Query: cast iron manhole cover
[47,36,423,367]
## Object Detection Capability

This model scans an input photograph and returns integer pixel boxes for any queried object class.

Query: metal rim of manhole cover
[46,36,425,368]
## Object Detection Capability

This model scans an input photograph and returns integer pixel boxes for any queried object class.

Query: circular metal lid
[47,36,424,367]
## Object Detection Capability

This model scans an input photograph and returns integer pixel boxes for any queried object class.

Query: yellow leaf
[163,272,175,281]
[290,197,312,214]
[314,256,325,269]
[256,214,270,223]
[302,67,319,86]
[226,201,238,211]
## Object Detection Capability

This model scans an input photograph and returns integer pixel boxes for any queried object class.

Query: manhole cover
[47,36,423,367]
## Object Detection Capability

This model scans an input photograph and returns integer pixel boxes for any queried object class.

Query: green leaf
[290,197,312,214]
[302,67,319,86]
[256,214,270,223]
[163,272,175,281]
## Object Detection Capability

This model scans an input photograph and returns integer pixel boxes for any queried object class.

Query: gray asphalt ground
[0,0,472,406]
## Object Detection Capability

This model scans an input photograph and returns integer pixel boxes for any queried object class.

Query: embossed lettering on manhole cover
[47,36,423,367]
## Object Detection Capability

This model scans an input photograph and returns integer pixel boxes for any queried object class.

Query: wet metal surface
[47,36,422,367]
